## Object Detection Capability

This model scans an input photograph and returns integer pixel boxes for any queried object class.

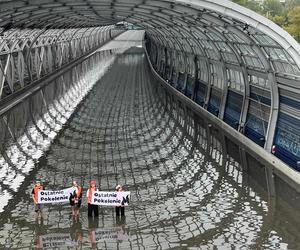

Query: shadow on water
[0,48,300,249]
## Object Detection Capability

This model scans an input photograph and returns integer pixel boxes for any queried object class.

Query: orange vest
[76,186,82,198]
[34,185,43,202]
[88,187,95,203]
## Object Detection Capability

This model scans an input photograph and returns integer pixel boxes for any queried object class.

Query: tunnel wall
[0,27,121,101]
[0,49,117,207]
[0,0,300,171]
[144,46,300,213]
[145,34,300,172]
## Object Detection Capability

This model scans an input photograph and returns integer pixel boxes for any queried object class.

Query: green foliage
[263,0,284,16]
[232,0,263,13]
[232,0,300,42]
[285,6,300,41]
[269,15,287,26]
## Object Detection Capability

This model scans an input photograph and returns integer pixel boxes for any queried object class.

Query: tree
[269,15,287,26]
[285,6,300,41]
[232,0,263,13]
[263,0,284,17]
[232,0,300,42]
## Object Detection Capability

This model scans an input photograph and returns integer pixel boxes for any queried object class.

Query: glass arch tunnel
[0,1,300,249]
[0,0,300,169]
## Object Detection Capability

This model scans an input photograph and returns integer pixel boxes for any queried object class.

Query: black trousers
[116,206,125,217]
[88,204,99,217]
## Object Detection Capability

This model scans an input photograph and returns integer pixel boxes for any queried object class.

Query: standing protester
[87,180,99,217]
[69,180,82,217]
[115,184,125,218]
[32,179,43,218]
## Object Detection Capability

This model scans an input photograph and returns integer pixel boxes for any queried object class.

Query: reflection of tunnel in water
[0,48,299,249]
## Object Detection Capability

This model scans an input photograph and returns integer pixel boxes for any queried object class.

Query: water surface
[0,49,299,249]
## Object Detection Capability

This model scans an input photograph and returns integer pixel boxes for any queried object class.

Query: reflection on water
[0,48,299,249]
[88,217,129,247]
[32,216,129,248]
[0,50,116,213]
[33,217,129,249]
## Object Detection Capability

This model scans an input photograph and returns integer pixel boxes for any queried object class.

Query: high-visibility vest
[76,186,82,198]
[87,187,95,204]
[34,185,43,202]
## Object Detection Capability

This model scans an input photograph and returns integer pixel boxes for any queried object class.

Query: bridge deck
[0,47,299,249]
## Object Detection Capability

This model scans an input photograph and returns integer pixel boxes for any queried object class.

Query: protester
[69,180,82,217]
[87,180,99,217]
[115,184,125,217]
[32,179,44,218]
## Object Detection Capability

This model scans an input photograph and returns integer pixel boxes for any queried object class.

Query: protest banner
[38,187,75,204]
[91,191,130,206]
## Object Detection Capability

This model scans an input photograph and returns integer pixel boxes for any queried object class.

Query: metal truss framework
[0,26,114,100]
[0,0,300,166]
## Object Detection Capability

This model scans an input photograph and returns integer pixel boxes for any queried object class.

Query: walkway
[0,46,299,249]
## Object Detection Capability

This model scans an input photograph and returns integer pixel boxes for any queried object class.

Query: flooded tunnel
[0,31,299,249]
[0,0,300,249]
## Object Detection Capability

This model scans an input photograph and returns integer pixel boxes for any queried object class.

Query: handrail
[0,31,125,116]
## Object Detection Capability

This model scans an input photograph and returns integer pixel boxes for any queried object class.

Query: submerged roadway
[0,34,299,249]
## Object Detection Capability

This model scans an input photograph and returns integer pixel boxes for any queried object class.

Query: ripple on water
[0,51,298,249]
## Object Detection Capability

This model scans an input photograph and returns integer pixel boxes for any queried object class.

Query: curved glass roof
[1,1,300,166]
[0,0,299,81]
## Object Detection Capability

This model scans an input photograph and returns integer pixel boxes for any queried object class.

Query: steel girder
[0,26,114,100]
[0,0,300,156]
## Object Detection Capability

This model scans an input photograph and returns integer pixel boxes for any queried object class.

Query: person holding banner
[115,185,125,218]
[32,179,44,218]
[69,180,82,217]
[87,180,99,217]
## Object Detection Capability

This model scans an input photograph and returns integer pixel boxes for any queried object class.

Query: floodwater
[0,48,299,249]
